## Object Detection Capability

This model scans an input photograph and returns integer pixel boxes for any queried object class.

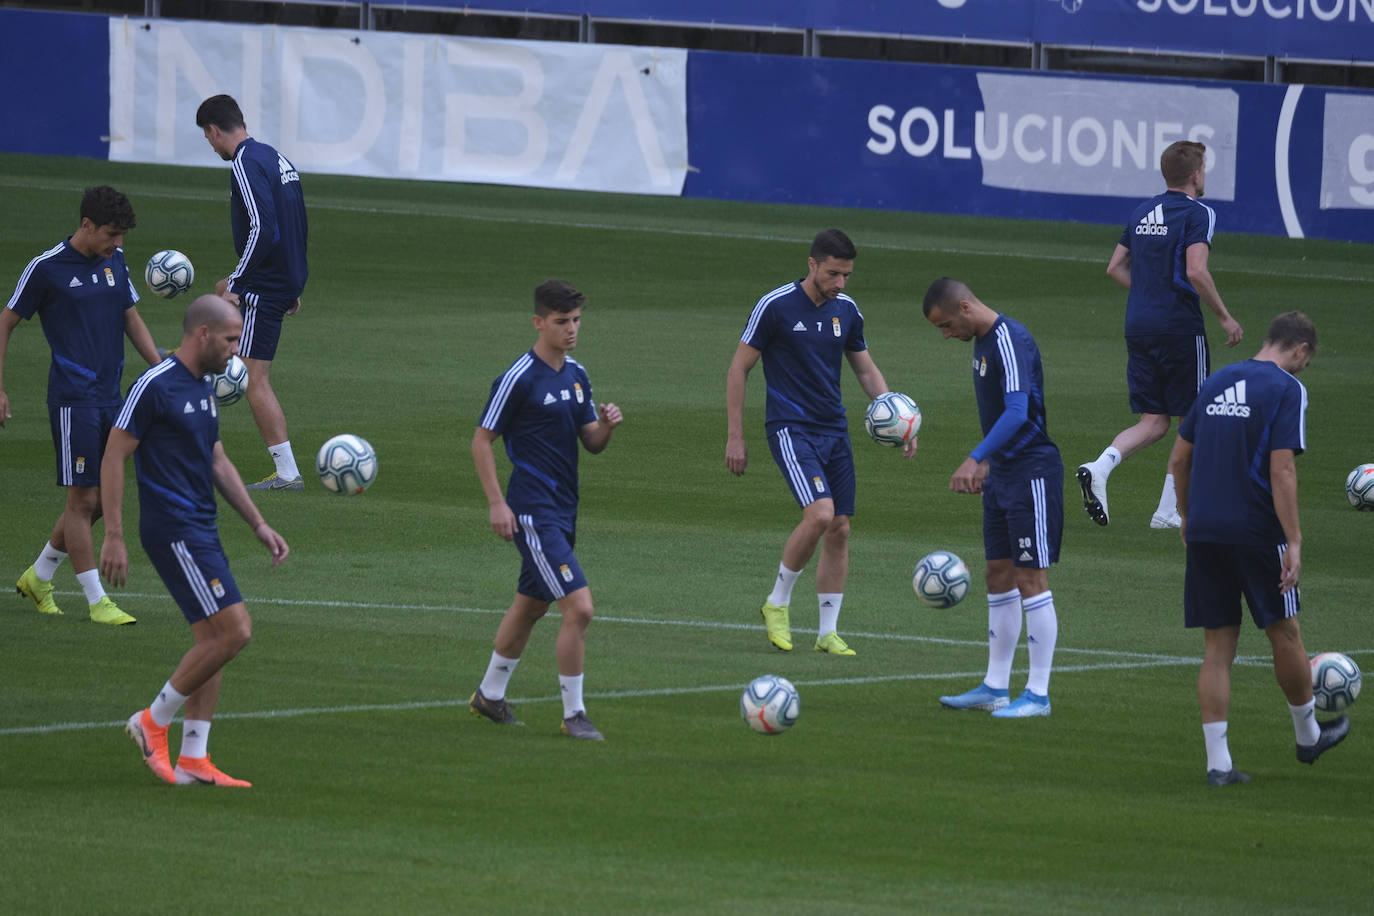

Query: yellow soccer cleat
[89,596,136,626]
[760,601,793,651]
[16,565,63,615]
[174,755,252,787]
[813,632,856,656]
[245,472,304,491]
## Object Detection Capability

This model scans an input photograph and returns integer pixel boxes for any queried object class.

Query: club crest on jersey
[103,267,115,287]
[76,456,86,474]
[210,578,226,598]
[831,316,841,338]
[574,382,584,403]
[559,564,574,583]
[975,356,987,377]
[813,476,825,493]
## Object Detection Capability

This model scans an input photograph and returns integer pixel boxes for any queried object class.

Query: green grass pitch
[1,152,1372,915]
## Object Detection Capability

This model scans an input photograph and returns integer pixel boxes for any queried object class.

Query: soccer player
[2,186,161,625]
[103,294,289,787]
[923,278,1062,718]
[469,280,623,740]
[1167,311,1348,787]
[195,93,310,491]
[725,229,902,657]
[1077,140,1243,530]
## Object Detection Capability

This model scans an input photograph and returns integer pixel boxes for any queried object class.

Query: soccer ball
[740,674,800,735]
[144,249,194,299]
[913,550,971,608]
[316,434,378,495]
[864,392,922,447]
[1311,652,1362,712]
[1346,463,1374,510]
[209,355,248,407]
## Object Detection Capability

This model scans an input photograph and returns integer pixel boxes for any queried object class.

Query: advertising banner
[684,51,1374,242]
[107,18,689,196]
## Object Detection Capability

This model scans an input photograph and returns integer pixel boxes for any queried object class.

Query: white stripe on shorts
[1195,335,1207,393]
[172,540,221,617]
[1278,543,1298,618]
[1030,476,1049,569]
[240,292,258,354]
[518,514,566,600]
[59,407,73,486]
[775,427,815,507]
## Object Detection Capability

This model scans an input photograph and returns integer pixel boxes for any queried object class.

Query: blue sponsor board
[684,51,1374,242]
[0,9,109,158]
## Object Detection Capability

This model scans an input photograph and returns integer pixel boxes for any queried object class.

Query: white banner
[108,19,689,195]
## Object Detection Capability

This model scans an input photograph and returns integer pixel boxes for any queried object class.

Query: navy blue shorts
[766,426,856,516]
[142,533,244,623]
[49,404,117,487]
[1125,334,1209,417]
[513,513,587,603]
[982,466,1063,568]
[238,292,292,361]
[1184,541,1298,630]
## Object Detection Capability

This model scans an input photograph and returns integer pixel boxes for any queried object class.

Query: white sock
[269,440,300,480]
[1156,473,1178,515]
[1203,720,1233,772]
[34,542,67,581]
[984,589,1022,691]
[149,681,188,728]
[1097,446,1122,476]
[1022,590,1058,696]
[479,651,520,700]
[817,593,843,637]
[180,719,212,759]
[1290,698,1320,746]
[559,673,585,718]
[75,568,106,604]
[767,563,802,608]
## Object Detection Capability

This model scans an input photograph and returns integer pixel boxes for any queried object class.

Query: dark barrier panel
[0,9,110,158]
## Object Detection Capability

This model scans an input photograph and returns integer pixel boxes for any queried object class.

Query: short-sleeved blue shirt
[741,281,868,435]
[479,350,598,519]
[5,239,139,407]
[114,358,221,542]
[1119,190,1216,338]
[971,315,1060,478]
[1179,359,1306,546]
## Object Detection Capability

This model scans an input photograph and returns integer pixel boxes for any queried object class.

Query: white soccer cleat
[1150,509,1182,529]
[1076,463,1110,526]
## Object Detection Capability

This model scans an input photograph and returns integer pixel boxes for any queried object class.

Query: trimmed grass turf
[1,153,1372,914]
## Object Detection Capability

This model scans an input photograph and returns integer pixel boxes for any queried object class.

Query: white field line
[10,591,1365,737]
[1,178,1368,285]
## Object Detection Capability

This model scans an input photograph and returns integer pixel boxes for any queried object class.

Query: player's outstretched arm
[124,306,162,366]
[725,342,761,476]
[580,402,622,454]
[212,440,289,566]
[845,349,889,401]
[98,427,140,586]
[472,426,517,541]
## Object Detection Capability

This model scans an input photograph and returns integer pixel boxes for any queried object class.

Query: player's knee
[803,501,835,530]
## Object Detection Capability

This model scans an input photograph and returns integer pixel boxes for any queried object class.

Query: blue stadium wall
[2,8,1371,243]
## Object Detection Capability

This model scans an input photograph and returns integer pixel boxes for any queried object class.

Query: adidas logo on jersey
[542,393,556,405]
[792,321,807,332]
[1205,380,1251,417]
[68,276,83,287]
[183,402,196,414]
[1134,203,1169,236]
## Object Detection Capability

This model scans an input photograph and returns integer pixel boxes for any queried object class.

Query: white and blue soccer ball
[913,550,971,608]
[1311,652,1362,712]
[144,249,194,299]
[316,434,378,495]
[740,674,800,735]
[1346,464,1374,511]
[864,391,922,447]
[209,355,248,407]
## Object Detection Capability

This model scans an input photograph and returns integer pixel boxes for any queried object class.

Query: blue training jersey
[1119,189,1216,338]
[479,350,598,518]
[971,315,1060,477]
[226,137,309,300]
[115,358,221,541]
[5,239,139,407]
[1178,359,1307,546]
[741,281,868,434]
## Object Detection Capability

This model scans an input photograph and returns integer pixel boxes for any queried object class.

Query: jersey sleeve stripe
[480,352,533,430]
[995,324,1020,393]
[5,243,65,311]
[740,283,794,343]
[228,152,263,286]
[115,358,176,430]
